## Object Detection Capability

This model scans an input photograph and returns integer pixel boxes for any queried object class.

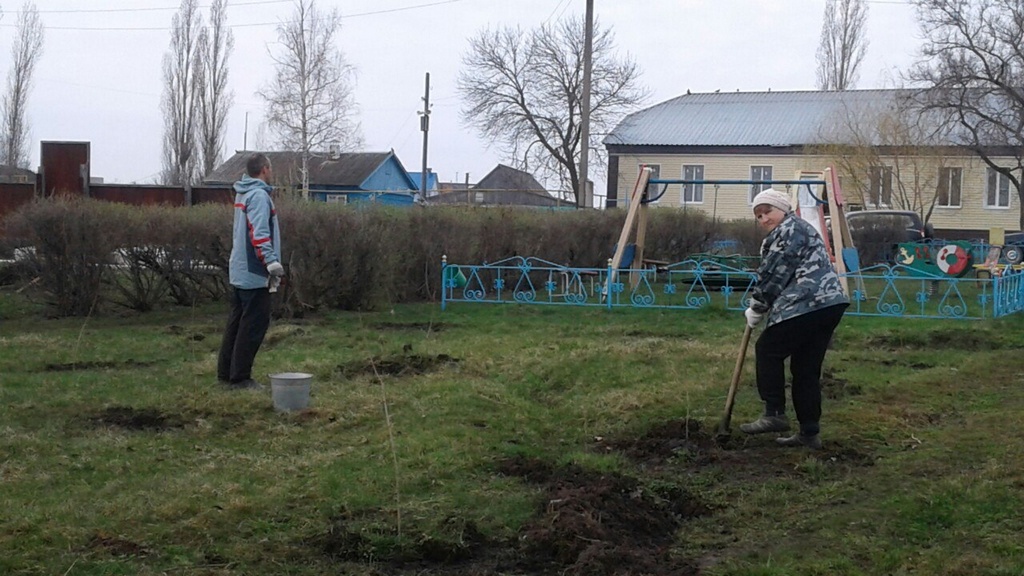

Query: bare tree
[458,16,647,206]
[907,0,1024,228]
[811,93,966,222]
[160,0,202,186]
[1,1,44,169]
[259,0,362,196]
[816,0,868,91]
[196,0,234,179]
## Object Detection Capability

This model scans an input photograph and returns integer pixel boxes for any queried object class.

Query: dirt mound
[310,456,705,575]
[594,418,717,466]
[44,359,157,372]
[497,455,702,575]
[822,368,862,399]
[89,406,186,431]
[337,353,459,378]
[373,321,450,332]
[84,531,149,557]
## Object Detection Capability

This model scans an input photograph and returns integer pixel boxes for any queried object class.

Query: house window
[475,191,485,203]
[640,164,661,203]
[868,166,892,207]
[986,168,1011,208]
[682,165,704,204]
[326,194,347,205]
[750,165,772,201]
[936,167,962,208]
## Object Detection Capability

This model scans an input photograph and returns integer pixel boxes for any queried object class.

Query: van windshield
[847,214,917,230]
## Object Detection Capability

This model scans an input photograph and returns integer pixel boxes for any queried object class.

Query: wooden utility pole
[577,0,594,208]
[419,72,431,201]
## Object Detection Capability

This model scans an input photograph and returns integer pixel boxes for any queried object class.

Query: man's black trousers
[218,287,271,384]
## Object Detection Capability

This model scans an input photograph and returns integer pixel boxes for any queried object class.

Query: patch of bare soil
[374,321,450,332]
[84,531,149,557]
[89,406,186,432]
[595,418,718,467]
[867,328,1004,351]
[44,359,157,372]
[821,368,862,399]
[164,325,206,341]
[595,418,875,481]
[877,358,935,370]
[309,513,489,570]
[309,457,705,575]
[337,354,459,378]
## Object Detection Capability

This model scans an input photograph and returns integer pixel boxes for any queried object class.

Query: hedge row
[1,198,763,317]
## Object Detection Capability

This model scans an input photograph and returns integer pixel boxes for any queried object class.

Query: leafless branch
[457,16,647,205]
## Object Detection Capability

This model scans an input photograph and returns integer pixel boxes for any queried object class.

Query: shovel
[715,324,753,440]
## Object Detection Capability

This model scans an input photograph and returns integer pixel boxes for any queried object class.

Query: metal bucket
[269,372,312,412]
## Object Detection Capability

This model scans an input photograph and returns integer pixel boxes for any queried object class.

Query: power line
[1,0,467,31]
[20,0,291,15]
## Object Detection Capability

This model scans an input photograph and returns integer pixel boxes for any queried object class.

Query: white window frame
[638,163,661,204]
[749,165,772,202]
[681,165,704,205]
[868,165,893,208]
[985,168,1011,209]
[325,194,347,205]
[936,167,962,208]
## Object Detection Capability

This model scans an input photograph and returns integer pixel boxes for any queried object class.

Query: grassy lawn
[2,288,1024,575]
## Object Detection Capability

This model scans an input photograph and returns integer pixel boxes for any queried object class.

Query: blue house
[205,150,418,206]
[408,170,438,197]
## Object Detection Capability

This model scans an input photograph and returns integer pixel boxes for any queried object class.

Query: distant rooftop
[604,89,964,148]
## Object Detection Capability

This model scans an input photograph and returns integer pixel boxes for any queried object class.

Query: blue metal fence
[441,255,1024,319]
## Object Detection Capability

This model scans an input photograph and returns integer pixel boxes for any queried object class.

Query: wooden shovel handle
[720,324,753,431]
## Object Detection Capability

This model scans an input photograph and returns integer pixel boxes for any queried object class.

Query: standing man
[217,153,284,390]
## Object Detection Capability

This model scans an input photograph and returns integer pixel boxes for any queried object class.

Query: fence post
[441,254,448,311]
[606,258,613,310]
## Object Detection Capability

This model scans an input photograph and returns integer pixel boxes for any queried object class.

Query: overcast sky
[0,0,921,192]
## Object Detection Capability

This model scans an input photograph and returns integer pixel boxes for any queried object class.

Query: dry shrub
[277,201,403,313]
[143,204,231,305]
[5,198,125,316]
[717,218,766,256]
[3,198,757,317]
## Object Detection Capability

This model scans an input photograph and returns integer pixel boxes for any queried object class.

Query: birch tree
[196,0,234,179]
[1,1,44,169]
[458,16,647,205]
[160,0,202,186]
[259,0,362,196]
[815,0,869,91]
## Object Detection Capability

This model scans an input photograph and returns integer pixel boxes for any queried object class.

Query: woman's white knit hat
[752,188,791,213]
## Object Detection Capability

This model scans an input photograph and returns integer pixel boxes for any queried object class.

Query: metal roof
[604,89,911,147]
[205,151,396,186]
[473,164,547,192]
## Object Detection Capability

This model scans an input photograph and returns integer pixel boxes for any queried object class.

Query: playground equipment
[440,166,1024,319]
[638,165,858,297]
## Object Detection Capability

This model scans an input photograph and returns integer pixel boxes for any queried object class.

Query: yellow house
[604,90,1022,240]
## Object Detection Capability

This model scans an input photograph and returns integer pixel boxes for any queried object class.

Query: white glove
[744,307,764,328]
[267,261,284,277]
[268,275,282,293]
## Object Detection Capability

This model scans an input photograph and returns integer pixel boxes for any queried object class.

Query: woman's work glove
[744,307,764,328]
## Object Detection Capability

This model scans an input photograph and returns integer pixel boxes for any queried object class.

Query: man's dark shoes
[226,378,264,391]
[739,415,791,434]
[775,433,822,450]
